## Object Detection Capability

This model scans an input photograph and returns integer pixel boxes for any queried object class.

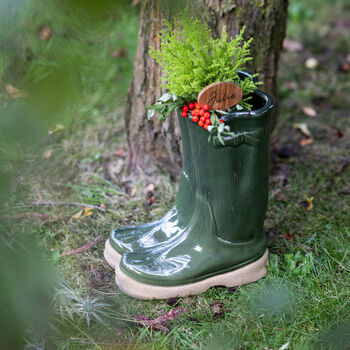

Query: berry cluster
[181,102,223,130]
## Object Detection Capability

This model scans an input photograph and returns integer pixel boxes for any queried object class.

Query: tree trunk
[125,0,288,179]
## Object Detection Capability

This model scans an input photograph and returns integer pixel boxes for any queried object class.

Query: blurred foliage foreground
[1,0,350,349]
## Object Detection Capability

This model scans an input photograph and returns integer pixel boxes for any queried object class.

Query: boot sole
[115,249,268,299]
[104,239,122,269]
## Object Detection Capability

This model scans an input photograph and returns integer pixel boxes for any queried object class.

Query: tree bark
[125,0,288,179]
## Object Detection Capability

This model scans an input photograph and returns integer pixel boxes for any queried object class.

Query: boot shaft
[184,90,273,243]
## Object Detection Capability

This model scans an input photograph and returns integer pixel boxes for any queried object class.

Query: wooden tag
[198,82,242,110]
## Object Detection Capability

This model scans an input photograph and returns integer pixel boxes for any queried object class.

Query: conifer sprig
[149,14,260,110]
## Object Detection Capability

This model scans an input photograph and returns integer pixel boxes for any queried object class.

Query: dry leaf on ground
[130,185,137,197]
[49,124,64,135]
[293,123,312,137]
[299,197,314,211]
[302,106,317,117]
[71,207,94,220]
[135,307,184,335]
[300,138,314,146]
[42,149,52,158]
[113,148,126,157]
[6,84,27,99]
[145,183,155,193]
[334,130,344,138]
[61,236,101,256]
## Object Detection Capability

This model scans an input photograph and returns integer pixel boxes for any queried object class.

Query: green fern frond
[150,14,260,109]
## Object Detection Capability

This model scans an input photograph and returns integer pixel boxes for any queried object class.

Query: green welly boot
[115,90,273,299]
[104,114,197,268]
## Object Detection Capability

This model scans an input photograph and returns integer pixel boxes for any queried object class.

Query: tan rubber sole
[115,249,269,300]
[104,239,122,269]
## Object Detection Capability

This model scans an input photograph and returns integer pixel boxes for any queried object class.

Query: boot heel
[220,249,269,287]
[104,239,122,269]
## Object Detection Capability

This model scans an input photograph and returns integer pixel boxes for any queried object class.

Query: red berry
[219,119,224,123]
[198,121,204,127]
[194,109,200,116]
[181,112,187,118]
[189,103,194,109]
[204,124,208,130]
[194,102,199,107]
[200,116,206,123]
[191,110,196,116]
[204,112,210,119]
[203,104,210,111]
[199,109,205,116]
[195,104,201,110]
[205,119,211,125]
[193,116,199,123]
[183,106,189,112]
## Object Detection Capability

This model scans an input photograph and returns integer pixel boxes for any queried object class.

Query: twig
[61,236,102,256]
[17,201,106,212]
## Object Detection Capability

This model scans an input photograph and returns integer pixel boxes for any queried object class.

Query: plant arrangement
[105,12,274,300]
[147,13,261,144]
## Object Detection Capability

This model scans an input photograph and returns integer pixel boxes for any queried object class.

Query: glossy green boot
[104,71,256,268]
[115,90,273,299]
[104,114,196,268]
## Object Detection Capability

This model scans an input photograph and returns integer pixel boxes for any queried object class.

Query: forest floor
[1,0,350,349]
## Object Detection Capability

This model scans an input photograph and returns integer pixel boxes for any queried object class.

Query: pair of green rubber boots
[104,87,273,300]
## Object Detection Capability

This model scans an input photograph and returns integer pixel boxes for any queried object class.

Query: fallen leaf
[305,57,319,69]
[285,233,294,241]
[212,300,227,319]
[110,47,127,58]
[299,197,314,211]
[145,183,155,193]
[6,84,27,99]
[135,307,184,335]
[293,123,312,137]
[61,235,101,256]
[302,106,317,117]
[338,61,350,72]
[147,195,156,204]
[283,38,303,52]
[279,342,290,350]
[130,185,137,197]
[113,148,126,157]
[71,207,94,220]
[49,124,64,135]
[40,26,52,41]
[42,149,52,158]
[300,138,314,146]
[334,130,344,138]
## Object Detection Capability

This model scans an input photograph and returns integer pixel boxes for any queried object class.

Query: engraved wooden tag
[198,82,243,110]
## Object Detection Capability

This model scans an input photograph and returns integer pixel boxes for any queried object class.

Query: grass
[1,0,350,349]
